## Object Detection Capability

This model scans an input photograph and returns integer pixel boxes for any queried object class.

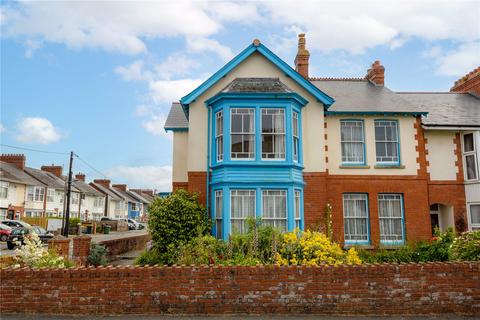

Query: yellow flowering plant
[275,230,361,266]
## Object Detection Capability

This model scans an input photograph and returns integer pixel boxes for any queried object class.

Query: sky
[0,0,479,192]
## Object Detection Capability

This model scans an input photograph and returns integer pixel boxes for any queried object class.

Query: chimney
[94,179,111,189]
[450,67,480,96]
[41,165,63,177]
[0,154,26,170]
[366,60,385,86]
[294,33,310,79]
[142,189,154,196]
[75,173,86,182]
[112,184,127,192]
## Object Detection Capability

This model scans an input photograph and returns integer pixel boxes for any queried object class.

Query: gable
[180,41,334,112]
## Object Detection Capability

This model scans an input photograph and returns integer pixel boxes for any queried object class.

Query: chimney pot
[0,154,26,170]
[40,165,63,177]
[294,33,310,79]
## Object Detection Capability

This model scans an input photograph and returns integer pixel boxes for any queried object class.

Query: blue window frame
[261,109,286,160]
[374,120,400,165]
[215,111,223,162]
[294,189,301,229]
[378,194,405,245]
[261,189,287,230]
[231,108,255,160]
[293,112,300,162]
[343,193,370,245]
[214,190,223,239]
[340,120,366,165]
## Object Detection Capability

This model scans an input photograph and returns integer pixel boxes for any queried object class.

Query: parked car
[127,218,141,230]
[100,217,116,221]
[0,223,12,242]
[6,226,54,250]
[1,219,32,229]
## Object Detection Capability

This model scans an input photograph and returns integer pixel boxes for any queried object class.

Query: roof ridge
[309,77,366,82]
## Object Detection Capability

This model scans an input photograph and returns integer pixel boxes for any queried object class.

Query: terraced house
[165,35,480,246]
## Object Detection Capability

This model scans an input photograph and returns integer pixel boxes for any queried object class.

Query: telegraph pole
[63,151,75,237]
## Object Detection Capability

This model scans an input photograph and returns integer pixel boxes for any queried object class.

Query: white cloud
[115,60,152,82]
[149,78,204,104]
[0,123,5,133]
[154,53,200,80]
[2,1,221,55]
[186,37,234,62]
[210,2,261,23]
[434,42,480,77]
[141,114,170,138]
[106,165,172,192]
[15,117,62,144]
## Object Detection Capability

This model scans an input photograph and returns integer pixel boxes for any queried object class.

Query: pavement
[1,315,476,319]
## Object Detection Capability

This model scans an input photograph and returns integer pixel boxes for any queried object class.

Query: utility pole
[62,151,75,237]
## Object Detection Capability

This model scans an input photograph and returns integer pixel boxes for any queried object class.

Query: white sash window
[378,194,404,244]
[343,194,369,243]
[231,108,255,159]
[341,120,365,164]
[261,109,285,159]
[230,190,255,233]
[262,190,287,230]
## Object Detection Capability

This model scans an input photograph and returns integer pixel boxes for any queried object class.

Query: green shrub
[177,235,226,265]
[135,249,165,266]
[358,246,415,263]
[69,217,81,227]
[87,244,108,266]
[413,228,455,262]
[140,189,210,265]
[449,231,480,261]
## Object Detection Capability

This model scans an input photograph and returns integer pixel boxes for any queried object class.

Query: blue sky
[1,1,479,191]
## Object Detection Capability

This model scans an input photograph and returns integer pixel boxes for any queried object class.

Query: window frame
[261,189,288,230]
[27,186,45,202]
[230,108,255,160]
[377,193,405,245]
[462,132,478,181]
[374,119,401,166]
[294,189,302,229]
[343,193,370,245]
[0,181,9,199]
[340,119,366,165]
[214,190,223,239]
[46,188,55,203]
[261,108,286,160]
[467,202,480,231]
[215,110,224,162]
[292,111,300,162]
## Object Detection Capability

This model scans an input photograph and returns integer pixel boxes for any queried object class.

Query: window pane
[378,194,404,243]
[262,190,287,230]
[231,114,242,133]
[463,133,474,152]
[470,204,480,224]
[230,190,255,234]
[466,154,478,180]
[343,194,369,242]
[341,121,365,163]
[262,109,285,159]
[231,108,255,159]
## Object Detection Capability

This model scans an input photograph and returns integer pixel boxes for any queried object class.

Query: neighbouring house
[90,179,125,219]
[165,35,479,246]
[0,155,44,220]
[127,189,151,220]
[25,165,80,218]
[111,184,141,219]
[70,173,106,221]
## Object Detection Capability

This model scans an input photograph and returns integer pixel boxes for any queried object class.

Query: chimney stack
[41,165,63,177]
[112,184,127,192]
[75,173,86,182]
[0,154,26,170]
[294,34,310,79]
[94,179,111,189]
[366,60,385,86]
[450,67,480,96]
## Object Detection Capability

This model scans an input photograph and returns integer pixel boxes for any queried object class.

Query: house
[127,189,151,220]
[25,165,80,218]
[70,173,106,221]
[0,155,44,220]
[90,179,125,219]
[165,35,479,246]
[110,184,141,219]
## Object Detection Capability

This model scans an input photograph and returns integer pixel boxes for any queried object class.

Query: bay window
[378,194,405,244]
[341,120,365,164]
[215,190,223,239]
[262,109,285,159]
[230,190,255,233]
[375,120,399,164]
[231,108,255,159]
[343,193,369,244]
[262,190,287,230]
[463,133,478,181]
[215,111,224,162]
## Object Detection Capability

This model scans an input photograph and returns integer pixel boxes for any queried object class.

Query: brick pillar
[72,235,92,266]
[48,235,70,259]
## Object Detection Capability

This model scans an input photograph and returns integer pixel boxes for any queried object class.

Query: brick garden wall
[98,233,151,258]
[1,262,478,316]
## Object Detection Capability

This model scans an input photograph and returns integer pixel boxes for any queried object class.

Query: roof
[0,162,44,186]
[139,192,155,202]
[180,41,334,110]
[397,92,480,127]
[90,183,123,201]
[312,80,427,116]
[164,102,188,131]
[127,190,151,204]
[111,187,138,203]
[71,179,103,197]
[24,167,79,191]
[221,78,294,93]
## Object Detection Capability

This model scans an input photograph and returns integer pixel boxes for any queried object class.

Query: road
[1,315,474,319]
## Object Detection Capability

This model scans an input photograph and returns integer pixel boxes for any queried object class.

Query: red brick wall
[187,171,207,206]
[1,262,478,315]
[172,182,188,191]
[303,172,328,228]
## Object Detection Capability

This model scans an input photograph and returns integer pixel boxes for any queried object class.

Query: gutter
[422,125,480,131]
[206,106,211,222]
